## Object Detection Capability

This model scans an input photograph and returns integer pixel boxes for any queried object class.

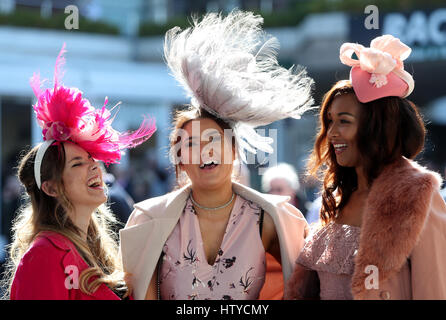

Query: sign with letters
[350,7,446,62]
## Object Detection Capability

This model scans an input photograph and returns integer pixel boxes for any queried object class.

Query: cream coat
[120,182,309,300]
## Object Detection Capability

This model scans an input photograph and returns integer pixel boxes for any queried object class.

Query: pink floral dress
[159,194,266,300]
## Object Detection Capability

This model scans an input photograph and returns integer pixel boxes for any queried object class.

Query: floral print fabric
[160,194,266,300]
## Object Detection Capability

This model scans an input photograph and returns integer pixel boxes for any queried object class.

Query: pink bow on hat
[339,34,414,103]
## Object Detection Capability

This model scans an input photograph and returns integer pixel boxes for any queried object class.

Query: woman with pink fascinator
[285,34,446,300]
[1,45,156,300]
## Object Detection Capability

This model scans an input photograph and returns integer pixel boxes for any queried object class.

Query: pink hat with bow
[339,34,414,103]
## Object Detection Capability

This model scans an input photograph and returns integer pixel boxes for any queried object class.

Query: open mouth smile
[87,176,103,189]
[199,160,219,170]
[333,143,348,154]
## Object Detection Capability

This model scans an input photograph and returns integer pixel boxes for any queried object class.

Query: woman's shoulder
[233,182,305,218]
[17,232,76,274]
[134,186,190,213]
[125,187,191,228]
[11,232,82,299]
[133,193,172,214]
[31,231,76,252]
[375,158,442,195]
[234,185,309,244]
[416,190,446,240]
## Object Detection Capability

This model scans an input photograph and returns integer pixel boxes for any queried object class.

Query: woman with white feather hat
[119,10,314,300]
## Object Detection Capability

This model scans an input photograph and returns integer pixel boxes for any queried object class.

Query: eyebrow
[69,156,83,163]
[328,111,355,118]
[338,112,355,117]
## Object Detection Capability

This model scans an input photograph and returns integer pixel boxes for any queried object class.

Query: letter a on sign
[364,5,379,30]
[65,5,79,30]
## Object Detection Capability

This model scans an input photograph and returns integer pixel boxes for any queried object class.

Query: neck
[191,182,234,209]
[355,166,369,192]
[69,205,94,241]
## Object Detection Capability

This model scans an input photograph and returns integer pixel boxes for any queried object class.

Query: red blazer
[11,231,122,300]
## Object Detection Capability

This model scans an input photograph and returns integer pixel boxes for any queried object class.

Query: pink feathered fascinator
[339,34,414,103]
[31,44,156,189]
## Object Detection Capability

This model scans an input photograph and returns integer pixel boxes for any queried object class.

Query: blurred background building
[1,0,446,271]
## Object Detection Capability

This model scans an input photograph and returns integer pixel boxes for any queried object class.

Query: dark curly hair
[308,80,426,225]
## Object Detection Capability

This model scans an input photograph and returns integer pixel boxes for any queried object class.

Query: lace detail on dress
[297,222,360,275]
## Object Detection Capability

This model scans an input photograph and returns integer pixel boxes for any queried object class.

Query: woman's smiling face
[62,142,106,208]
[179,118,235,191]
[327,93,362,168]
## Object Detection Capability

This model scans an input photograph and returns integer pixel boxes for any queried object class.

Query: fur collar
[351,157,442,299]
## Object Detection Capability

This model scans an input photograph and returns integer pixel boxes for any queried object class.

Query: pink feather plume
[31,44,156,164]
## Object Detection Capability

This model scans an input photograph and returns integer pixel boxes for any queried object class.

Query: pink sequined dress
[296,222,360,300]
[159,194,266,300]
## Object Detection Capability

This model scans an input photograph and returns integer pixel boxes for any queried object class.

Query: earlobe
[41,181,58,197]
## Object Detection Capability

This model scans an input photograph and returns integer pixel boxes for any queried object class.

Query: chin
[195,177,229,190]
[337,163,355,168]
[98,194,107,204]
[335,156,354,168]
[89,194,107,208]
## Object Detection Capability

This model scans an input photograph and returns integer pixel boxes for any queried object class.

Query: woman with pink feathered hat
[1,45,156,300]
[284,35,446,300]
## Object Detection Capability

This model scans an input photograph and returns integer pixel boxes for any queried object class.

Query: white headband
[34,140,55,189]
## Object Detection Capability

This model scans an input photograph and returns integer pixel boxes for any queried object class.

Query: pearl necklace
[190,192,235,211]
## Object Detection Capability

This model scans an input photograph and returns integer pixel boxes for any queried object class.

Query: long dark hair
[308,80,426,224]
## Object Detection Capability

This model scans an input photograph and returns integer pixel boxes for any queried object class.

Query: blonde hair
[1,143,128,299]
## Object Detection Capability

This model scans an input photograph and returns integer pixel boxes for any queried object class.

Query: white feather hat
[164,10,314,161]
